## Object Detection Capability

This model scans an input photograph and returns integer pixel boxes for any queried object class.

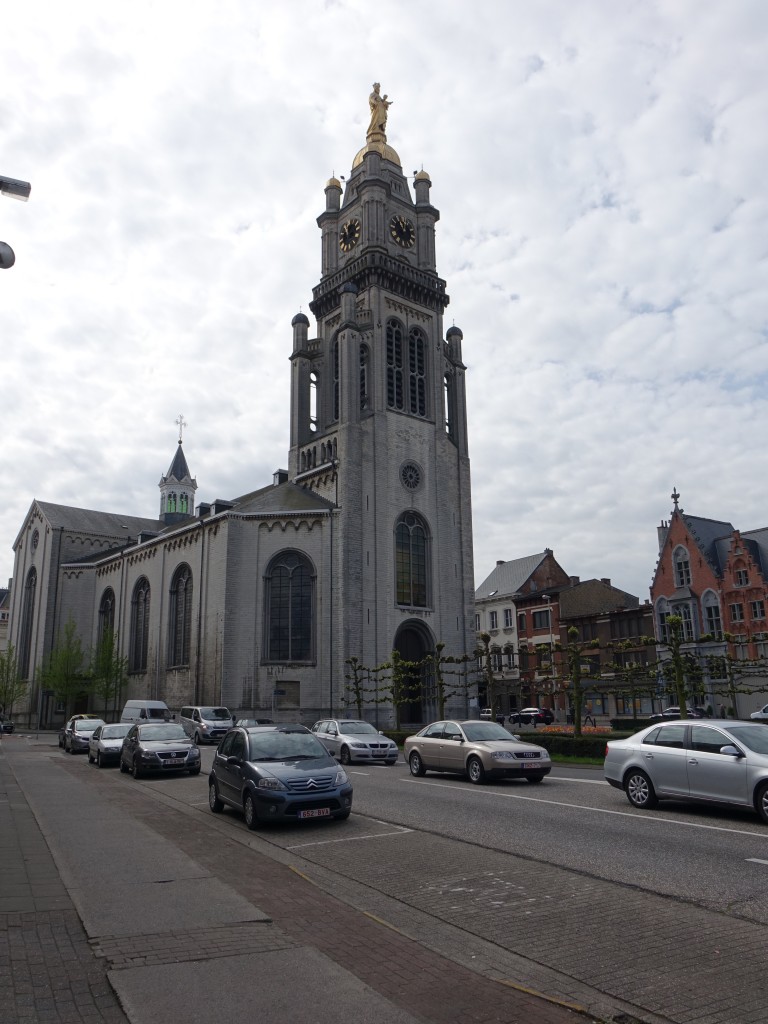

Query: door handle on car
[688,758,698,765]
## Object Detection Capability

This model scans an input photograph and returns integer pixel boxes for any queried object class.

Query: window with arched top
[673,546,691,587]
[360,343,370,411]
[18,567,37,679]
[130,577,151,672]
[395,511,430,607]
[167,493,177,513]
[98,588,115,645]
[444,371,457,440]
[407,327,427,417]
[179,493,189,514]
[656,597,671,644]
[702,590,723,638]
[168,564,193,667]
[264,551,315,662]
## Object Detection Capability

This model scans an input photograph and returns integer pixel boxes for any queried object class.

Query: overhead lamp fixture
[0,176,31,201]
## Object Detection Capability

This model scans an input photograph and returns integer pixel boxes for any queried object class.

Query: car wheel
[467,756,486,785]
[526,774,545,784]
[194,731,202,745]
[97,752,104,768]
[409,751,426,777]
[119,758,128,773]
[340,746,352,766]
[131,759,143,780]
[625,768,658,809]
[209,780,224,813]
[243,792,261,830]
[756,781,768,825]
[87,751,95,764]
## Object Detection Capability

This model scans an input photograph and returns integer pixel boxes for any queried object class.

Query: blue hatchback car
[208,724,353,829]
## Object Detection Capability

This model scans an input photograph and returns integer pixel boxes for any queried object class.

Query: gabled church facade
[8,87,476,728]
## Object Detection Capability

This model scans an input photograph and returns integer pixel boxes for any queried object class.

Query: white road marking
[287,827,412,850]
[746,858,768,865]
[399,778,768,839]
[552,776,609,785]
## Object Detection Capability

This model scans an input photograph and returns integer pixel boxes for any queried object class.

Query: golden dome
[352,139,401,169]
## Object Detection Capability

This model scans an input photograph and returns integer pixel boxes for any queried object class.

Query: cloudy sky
[2,1,766,602]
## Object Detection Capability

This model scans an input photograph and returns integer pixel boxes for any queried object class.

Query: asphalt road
[13,739,768,1024]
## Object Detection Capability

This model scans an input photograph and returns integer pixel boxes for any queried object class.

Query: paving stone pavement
[1,737,605,1024]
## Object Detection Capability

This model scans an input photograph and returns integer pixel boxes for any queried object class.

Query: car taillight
[605,743,610,756]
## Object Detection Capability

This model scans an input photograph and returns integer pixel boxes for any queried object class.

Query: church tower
[159,417,197,525]
[289,85,475,721]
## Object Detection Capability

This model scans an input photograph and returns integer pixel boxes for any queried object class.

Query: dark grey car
[208,725,353,829]
[604,720,768,823]
[119,722,201,779]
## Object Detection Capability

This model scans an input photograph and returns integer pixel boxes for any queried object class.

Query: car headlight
[335,769,349,786]
[350,741,367,748]
[257,777,288,791]
[491,751,516,760]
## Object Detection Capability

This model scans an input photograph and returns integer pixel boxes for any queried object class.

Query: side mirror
[226,755,241,767]
[720,745,743,758]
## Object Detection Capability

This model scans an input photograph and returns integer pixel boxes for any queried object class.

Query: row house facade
[475,552,658,721]
[651,490,768,716]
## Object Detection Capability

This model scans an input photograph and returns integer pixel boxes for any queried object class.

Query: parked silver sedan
[311,719,398,765]
[404,720,551,784]
[604,720,768,823]
[87,723,131,767]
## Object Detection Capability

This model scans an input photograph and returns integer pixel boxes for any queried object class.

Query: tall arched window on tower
[167,493,177,513]
[130,577,151,673]
[386,318,404,410]
[98,588,115,645]
[360,343,370,411]
[18,567,37,679]
[264,551,314,662]
[179,493,189,514]
[407,327,427,417]
[310,371,318,433]
[395,511,430,607]
[444,371,457,440]
[673,546,691,587]
[168,564,193,667]
[702,590,723,639]
[332,340,340,421]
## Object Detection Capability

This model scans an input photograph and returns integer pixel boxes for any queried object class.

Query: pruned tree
[0,643,28,720]
[90,628,128,720]
[38,619,90,717]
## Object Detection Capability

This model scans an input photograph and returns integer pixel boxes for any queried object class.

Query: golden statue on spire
[367,83,392,139]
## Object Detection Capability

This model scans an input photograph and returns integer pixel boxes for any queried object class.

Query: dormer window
[673,546,691,587]
[736,568,749,586]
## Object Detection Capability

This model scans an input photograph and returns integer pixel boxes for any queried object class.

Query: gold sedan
[404,719,552,785]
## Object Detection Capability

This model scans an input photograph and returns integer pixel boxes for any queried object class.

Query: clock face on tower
[389,214,415,248]
[339,218,361,252]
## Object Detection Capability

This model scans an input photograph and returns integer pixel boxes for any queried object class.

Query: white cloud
[1,0,767,605]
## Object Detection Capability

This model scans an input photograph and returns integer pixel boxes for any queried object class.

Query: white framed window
[673,546,691,587]
[503,608,513,628]
[736,568,749,586]
[730,603,745,622]
[751,600,765,620]
[489,611,498,630]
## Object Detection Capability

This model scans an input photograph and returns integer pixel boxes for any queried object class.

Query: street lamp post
[1,174,32,269]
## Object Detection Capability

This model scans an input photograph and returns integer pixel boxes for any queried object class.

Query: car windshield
[138,724,186,741]
[102,724,130,739]
[338,721,378,735]
[200,707,231,721]
[248,731,328,762]
[726,725,768,754]
[75,720,103,733]
[461,722,516,742]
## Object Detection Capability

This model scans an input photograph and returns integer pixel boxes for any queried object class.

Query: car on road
[235,718,274,727]
[208,724,353,829]
[58,714,102,748]
[311,718,398,765]
[604,720,768,824]
[119,722,201,778]
[87,723,132,767]
[64,717,105,753]
[750,704,768,722]
[404,719,552,784]
[508,707,554,726]
[179,705,234,745]
[649,706,705,720]
[1,719,15,733]
[479,708,493,720]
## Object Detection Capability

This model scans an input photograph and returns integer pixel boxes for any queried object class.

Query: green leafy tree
[477,632,498,714]
[343,656,367,717]
[656,615,692,717]
[90,629,128,719]
[0,643,28,719]
[38,619,90,717]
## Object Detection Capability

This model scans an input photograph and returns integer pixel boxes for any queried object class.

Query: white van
[179,705,233,744]
[120,700,172,724]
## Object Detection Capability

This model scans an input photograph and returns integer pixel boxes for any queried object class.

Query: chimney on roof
[273,469,288,486]
[496,560,505,566]
[601,578,611,587]
[569,576,580,586]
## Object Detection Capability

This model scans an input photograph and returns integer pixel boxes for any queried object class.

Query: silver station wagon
[604,720,768,823]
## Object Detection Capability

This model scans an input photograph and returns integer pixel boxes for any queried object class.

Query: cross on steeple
[175,414,187,444]
[671,486,680,509]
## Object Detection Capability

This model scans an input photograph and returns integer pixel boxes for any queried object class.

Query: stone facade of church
[8,95,476,728]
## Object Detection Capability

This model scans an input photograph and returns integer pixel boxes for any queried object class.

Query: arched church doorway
[393,621,435,726]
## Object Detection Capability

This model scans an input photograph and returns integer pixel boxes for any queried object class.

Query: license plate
[298,807,331,819]
[522,761,540,769]
[164,758,185,767]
